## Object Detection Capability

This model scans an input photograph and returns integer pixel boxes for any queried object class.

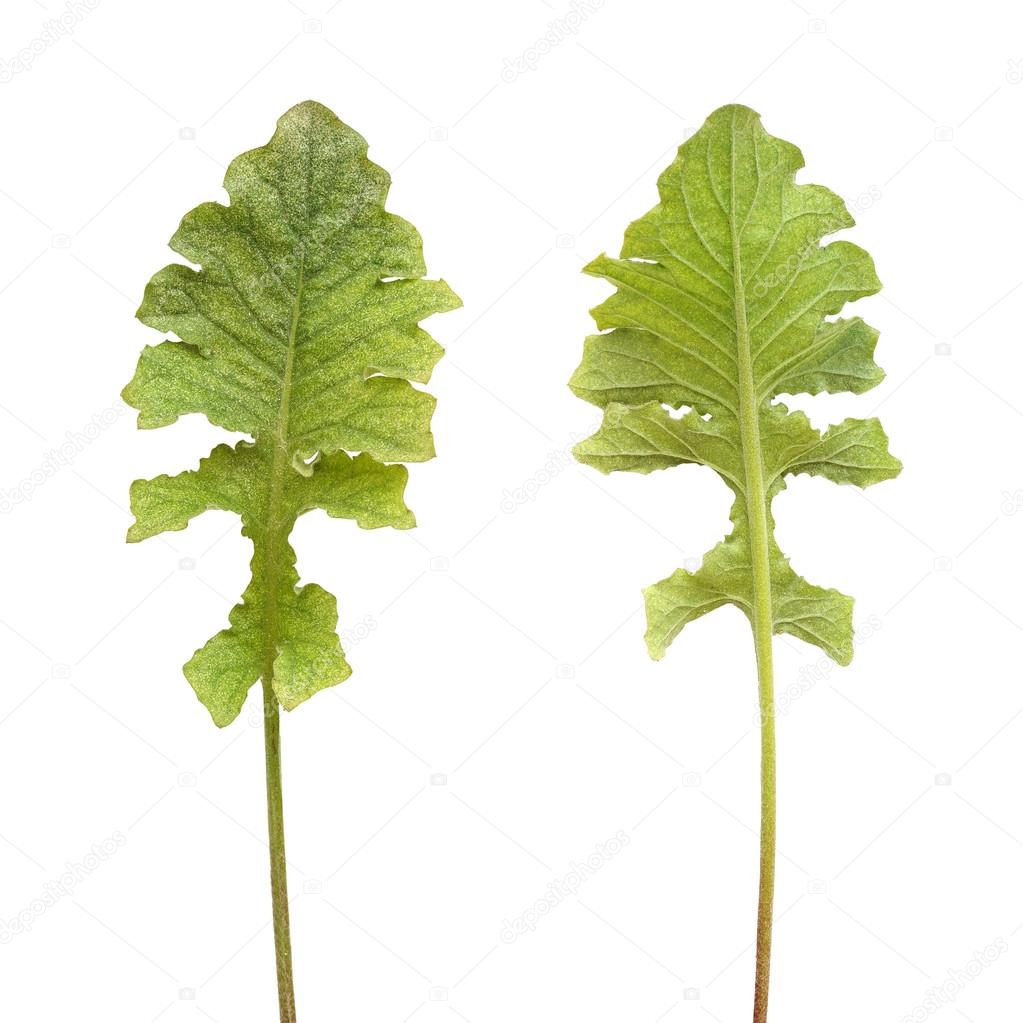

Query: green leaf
[570,104,900,665]
[124,100,460,726]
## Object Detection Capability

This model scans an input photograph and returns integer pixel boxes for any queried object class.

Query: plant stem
[752,631,775,1021]
[728,123,776,1022]
[261,231,304,1022]
[262,675,297,1023]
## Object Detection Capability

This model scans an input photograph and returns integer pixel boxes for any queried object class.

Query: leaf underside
[124,100,460,726]
[570,104,900,665]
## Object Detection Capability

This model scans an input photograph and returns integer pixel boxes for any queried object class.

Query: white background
[1,1,1021,1020]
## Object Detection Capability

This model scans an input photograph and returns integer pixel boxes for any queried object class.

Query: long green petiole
[733,195,777,1021]
[753,645,775,1021]
[262,677,296,1022]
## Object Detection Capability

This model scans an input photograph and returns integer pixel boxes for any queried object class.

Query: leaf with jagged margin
[124,100,460,725]
[569,104,900,664]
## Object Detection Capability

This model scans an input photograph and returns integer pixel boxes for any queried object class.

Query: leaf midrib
[728,117,774,645]
[262,136,315,675]
[260,249,306,675]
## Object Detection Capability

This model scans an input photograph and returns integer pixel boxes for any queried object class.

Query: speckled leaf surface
[124,101,460,726]
[570,105,900,664]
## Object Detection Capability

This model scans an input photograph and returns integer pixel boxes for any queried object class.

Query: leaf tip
[706,102,762,124]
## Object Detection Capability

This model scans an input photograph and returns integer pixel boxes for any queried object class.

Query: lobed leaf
[124,100,460,725]
[570,104,900,663]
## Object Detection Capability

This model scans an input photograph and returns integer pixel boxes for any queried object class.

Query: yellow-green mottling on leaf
[124,100,460,726]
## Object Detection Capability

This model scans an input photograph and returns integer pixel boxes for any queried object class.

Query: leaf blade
[125,101,459,725]
[571,104,899,663]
